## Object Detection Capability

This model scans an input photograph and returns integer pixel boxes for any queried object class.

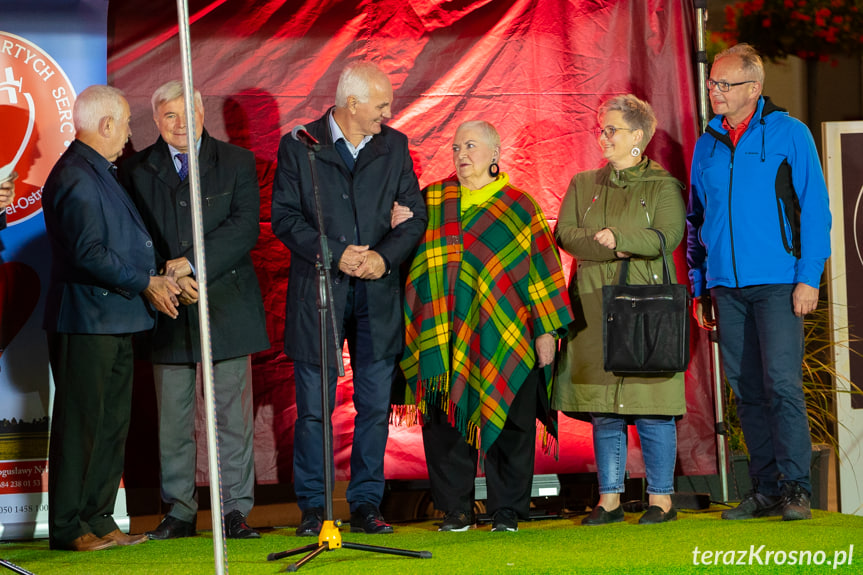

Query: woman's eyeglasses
[594,126,634,139]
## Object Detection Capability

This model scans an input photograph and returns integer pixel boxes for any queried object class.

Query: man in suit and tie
[42,84,181,551]
[272,61,427,536]
[120,80,269,540]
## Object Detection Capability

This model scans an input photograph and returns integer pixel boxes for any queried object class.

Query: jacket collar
[69,140,149,230]
[707,95,787,134]
[147,129,215,185]
[305,107,392,175]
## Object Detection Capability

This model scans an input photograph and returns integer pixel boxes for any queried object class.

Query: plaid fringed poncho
[400,175,573,453]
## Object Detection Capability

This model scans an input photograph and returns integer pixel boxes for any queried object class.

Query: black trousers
[47,332,134,548]
[421,369,541,519]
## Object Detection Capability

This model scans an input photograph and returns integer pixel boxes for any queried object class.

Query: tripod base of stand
[0,559,36,575]
[267,520,432,572]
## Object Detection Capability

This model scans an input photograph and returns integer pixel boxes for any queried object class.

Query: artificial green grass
[1,508,861,574]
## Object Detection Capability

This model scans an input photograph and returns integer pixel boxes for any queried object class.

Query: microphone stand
[267,140,431,572]
[0,559,35,575]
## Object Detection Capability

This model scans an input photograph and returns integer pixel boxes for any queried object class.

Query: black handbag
[602,228,691,375]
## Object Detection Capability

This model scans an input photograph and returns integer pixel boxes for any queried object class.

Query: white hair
[335,62,387,108]
[73,85,126,133]
[456,120,501,151]
[151,80,204,115]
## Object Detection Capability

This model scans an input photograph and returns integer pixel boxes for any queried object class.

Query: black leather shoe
[225,510,260,539]
[638,505,677,524]
[296,507,323,537]
[146,515,196,540]
[581,505,624,526]
[350,503,394,534]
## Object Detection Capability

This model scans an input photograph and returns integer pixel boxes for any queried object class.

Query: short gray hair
[151,80,203,116]
[714,43,765,85]
[456,120,501,152]
[73,85,126,133]
[598,94,657,149]
[335,62,387,107]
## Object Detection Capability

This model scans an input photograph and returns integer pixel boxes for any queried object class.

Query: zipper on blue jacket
[727,148,740,288]
[707,124,741,289]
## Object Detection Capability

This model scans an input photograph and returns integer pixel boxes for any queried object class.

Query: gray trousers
[153,356,255,522]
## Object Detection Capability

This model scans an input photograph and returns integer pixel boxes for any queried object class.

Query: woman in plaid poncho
[399,121,572,533]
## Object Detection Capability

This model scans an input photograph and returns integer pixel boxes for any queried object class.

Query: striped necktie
[176,152,189,180]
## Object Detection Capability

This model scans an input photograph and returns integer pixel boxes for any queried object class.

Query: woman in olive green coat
[554,94,686,526]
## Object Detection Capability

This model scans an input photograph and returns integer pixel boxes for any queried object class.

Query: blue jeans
[591,415,677,495]
[712,284,811,496]
[293,282,395,512]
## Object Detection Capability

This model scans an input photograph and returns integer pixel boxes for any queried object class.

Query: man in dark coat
[42,84,180,551]
[272,61,426,536]
[120,80,269,540]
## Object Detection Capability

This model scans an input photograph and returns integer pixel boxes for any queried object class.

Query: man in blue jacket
[42,85,181,551]
[688,44,831,521]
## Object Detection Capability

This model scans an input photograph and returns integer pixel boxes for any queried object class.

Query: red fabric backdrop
[108,0,717,487]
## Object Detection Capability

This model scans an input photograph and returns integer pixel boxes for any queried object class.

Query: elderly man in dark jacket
[43,85,180,551]
[272,61,426,536]
[121,80,269,540]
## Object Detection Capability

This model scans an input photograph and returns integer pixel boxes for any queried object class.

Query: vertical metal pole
[711,325,729,503]
[174,1,227,573]
[694,0,729,503]
[694,1,710,133]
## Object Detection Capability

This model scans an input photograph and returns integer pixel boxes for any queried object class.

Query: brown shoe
[69,532,117,551]
[101,529,149,546]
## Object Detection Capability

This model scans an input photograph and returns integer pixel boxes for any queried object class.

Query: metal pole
[710,323,729,502]
[694,1,710,133]
[693,0,729,503]
[174,1,227,572]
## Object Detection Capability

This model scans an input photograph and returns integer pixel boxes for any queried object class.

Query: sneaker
[721,491,783,520]
[349,503,394,534]
[781,482,812,521]
[224,510,260,539]
[296,507,323,537]
[490,508,518,532]
[438,510,473,532]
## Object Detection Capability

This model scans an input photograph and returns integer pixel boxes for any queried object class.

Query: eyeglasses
[594,126,634,139]
[707,79,756,92]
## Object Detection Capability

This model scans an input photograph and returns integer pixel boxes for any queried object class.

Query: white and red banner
[0,0,116,540]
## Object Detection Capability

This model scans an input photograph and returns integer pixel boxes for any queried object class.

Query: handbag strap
[617,228,672,286]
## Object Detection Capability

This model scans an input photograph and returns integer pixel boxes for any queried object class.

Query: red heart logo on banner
[0,261,40,357]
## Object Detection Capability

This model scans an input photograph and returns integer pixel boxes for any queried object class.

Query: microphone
[291,125,321,150]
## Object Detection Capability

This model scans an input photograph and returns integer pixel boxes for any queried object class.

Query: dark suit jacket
[120,130,269,363]
[42,140,156,334]
[271,108,427,365]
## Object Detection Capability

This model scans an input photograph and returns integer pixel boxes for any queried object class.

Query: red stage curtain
[108,0,716,487]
